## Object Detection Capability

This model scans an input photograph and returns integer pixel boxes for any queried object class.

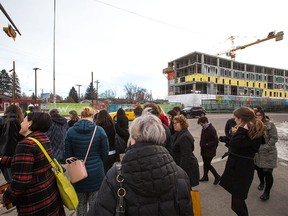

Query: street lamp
[33,68,41,106]
[94,80,100,105]
[76,84,82,99]
[53,0,56,108]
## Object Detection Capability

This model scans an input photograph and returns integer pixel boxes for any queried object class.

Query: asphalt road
[189,113,288,216]
[1,113,288,215]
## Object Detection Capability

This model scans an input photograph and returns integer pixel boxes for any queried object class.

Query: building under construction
[163,51,288,112]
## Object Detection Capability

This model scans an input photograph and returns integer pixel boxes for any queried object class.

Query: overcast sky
[0,0,287,99]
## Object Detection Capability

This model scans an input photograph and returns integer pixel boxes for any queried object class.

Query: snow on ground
[275,122,288,161]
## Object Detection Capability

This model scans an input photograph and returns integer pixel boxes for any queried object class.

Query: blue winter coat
[65,119,109,192]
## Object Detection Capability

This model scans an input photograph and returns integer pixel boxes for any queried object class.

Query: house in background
[0,94,41,113]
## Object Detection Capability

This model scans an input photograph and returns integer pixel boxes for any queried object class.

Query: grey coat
[254,120,278,168]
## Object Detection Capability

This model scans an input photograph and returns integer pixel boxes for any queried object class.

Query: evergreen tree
[31,92,35,100]
[68,86,78,102]
[85,82,96,100]
[0,69,12,96]
[0,69,21,97]
[14,73,21,98]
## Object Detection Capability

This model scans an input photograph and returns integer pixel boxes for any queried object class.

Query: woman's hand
[231,126,238,134]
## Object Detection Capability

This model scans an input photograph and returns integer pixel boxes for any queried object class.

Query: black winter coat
[199,123,219,158]
[115,117,129,144]
[88,143,193,216]
[172,128,200,187]
[219,127,262,199]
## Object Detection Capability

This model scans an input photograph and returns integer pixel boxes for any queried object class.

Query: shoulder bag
[27,137,79,210]
[66,126,97,183]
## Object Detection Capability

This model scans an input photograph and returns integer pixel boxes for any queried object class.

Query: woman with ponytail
[219,106,265,216]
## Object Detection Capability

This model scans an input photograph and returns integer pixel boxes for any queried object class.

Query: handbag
[191,190,202,216]
[115,133,127,154]
[27,137,79,210]
[66,126,97,183]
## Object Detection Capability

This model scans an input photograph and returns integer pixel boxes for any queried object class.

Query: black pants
[255,165,274,194]
[231,196,248,216]
[202,156,219,178]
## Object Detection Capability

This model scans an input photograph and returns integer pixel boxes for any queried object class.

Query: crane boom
[218,31,284,60]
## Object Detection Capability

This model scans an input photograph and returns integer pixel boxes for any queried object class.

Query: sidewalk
[195,158,288,216]
[1,158,287,215]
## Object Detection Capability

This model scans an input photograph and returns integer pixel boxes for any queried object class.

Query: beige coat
[254,120,278,168]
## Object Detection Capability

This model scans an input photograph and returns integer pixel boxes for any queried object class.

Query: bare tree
[123,83,152,103]
[99,89,116,99]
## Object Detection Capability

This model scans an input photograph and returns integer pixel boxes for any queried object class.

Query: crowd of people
[0,103,279,216]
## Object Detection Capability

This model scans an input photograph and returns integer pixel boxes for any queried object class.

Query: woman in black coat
[115,108,129,144]
[219,107,265,216]
[172,115,199,187]
[95,110,120,173]
[0,105,24,182]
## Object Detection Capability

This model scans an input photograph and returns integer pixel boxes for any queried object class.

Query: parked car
[181,106,206,118]
[109,107,135,121]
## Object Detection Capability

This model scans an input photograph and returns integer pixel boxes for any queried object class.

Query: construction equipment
[3,24,16,40]
[217,31,284,60]
[162,66,175,80]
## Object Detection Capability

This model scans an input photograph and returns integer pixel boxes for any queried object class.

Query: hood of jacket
[72,119,96,135]
[121,142,178,197]
[51,114,67,126]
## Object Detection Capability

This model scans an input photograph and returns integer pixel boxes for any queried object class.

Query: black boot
[199,176,209,182]
[213,175,221,185]
[258,183,264,191]
[260,192,270,201]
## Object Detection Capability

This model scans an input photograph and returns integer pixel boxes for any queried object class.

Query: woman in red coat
[0,112,65,215]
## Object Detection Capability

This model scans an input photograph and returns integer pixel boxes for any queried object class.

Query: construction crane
[217,31,284,60]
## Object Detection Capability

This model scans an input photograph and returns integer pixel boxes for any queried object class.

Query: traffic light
[3,24,16,40]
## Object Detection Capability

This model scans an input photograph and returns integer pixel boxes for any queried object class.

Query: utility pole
[76,84,82,100]
[53,0,56,108]
[33,68,41,107]
[12,61,15,104]
[94,80,100,104]
[9,61,16,104]
[91,72,94,105]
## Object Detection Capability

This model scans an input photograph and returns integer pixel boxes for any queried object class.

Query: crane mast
[217,31,284,60]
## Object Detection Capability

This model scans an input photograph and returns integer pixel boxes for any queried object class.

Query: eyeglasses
[173,122,179,125]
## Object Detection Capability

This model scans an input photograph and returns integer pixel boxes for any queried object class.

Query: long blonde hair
[233,106,265,139]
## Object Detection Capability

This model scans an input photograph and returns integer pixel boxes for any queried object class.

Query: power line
[93,0,201,35]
